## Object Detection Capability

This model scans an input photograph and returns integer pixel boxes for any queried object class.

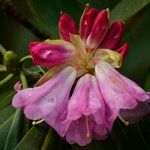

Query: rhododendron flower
[12,4,150,146]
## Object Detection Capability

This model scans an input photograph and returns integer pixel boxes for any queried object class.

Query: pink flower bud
[99,21,124,49]
[59,13,78,42]
[80,6,99,41]
[117,42,128,58]
[86,9,109,49]
[29,41,75,68]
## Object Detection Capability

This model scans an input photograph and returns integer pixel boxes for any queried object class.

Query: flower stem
[0,65,6,72]
[0,44,7,55]
[38,66,45,74]
[20,71,28,89]
[0,73,13,86]
[20,55,32,63]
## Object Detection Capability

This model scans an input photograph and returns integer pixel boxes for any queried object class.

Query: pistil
[85,116,91,138]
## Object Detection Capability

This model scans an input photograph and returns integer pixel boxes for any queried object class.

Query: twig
[0,0,51,40]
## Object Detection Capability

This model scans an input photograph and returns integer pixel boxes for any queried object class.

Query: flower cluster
[12,4,150,146]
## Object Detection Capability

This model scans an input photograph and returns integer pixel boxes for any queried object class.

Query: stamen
[85,116,91,138]
[32,119,43,125]
[118,115,129,126]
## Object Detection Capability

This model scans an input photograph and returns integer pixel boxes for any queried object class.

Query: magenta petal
[66,74,104,120]
[29,41,75,68]
[59,13,78,42]
[80,7,99,41]
[65,116,93,146]
[12,66,77,120]
[99,21,124,49]
[29,41,40,50]
[95,61,150,125]
[86,9,109,49]
[116,42,128,58]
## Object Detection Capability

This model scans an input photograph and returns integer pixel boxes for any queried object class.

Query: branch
[0,0,52,40]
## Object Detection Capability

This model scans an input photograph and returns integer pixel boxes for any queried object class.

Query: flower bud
[86,9,109,49]
[116,42,128,58]
[59,13,78,42]
[3,51,20,74]
[99,21,124,49]
[80,5,99,41]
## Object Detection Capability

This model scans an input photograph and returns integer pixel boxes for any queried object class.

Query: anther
[32,119,43,125]
[118,114,129,126]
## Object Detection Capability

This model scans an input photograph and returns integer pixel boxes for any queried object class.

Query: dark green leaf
[110,0,150,22]
[4,109,24,150]
[0,105,15,126]
[0,91,15,110]
[0,115,14,150]
[14,126,49,150]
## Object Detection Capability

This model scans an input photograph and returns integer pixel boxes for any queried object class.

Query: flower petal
[66,74,103,120]
[92,124,107,140]
[99,21,124,49]
[29,40,75,68]
[116,42,128,59]
[12,66,77,120]
[80,5,99,41]
[93,49,122,68]
[86,9,109,49]
[14,81,22,91]
[120,101,150,123]
[59,13,78,42]
[95,61,149,125]
[65,116,93,146]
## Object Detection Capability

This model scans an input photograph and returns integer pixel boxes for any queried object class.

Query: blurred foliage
[0,0,150,150]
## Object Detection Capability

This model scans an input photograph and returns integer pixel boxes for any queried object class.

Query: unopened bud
[3,51,20,74]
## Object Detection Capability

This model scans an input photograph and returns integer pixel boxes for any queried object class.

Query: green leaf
[0,91,15,110]
[4,109,24,150]
[41,128,60,150]
[118,6,150,84]
[110,0,150,22]
[14,126,49,150]
[0,105,15,126]
[0,115,14,150]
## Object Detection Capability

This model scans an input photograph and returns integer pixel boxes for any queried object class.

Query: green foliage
[0,0,150,150]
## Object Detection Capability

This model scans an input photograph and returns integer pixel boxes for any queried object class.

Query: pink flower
[12,4,150,146]
[95,61,150,129]
[12,67,77,136]
[64,74,107,145]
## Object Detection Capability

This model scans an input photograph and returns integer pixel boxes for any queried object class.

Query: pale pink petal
[14,82,22,91]
[66,74,103,120]
[59,13,78,42]
[95,61,150,126]
[44,106,71,137]
[86,9,109,49]
[65,116,94,146]
[12,66,77,120]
